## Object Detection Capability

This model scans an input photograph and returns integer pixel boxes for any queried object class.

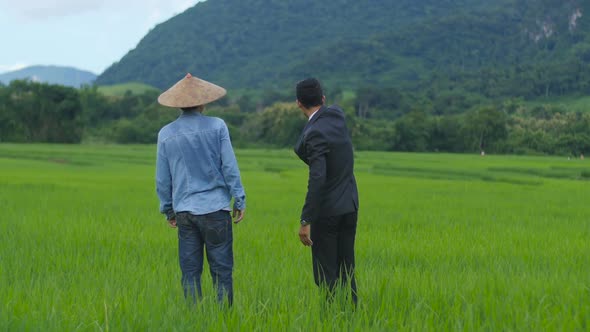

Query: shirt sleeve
[219,122,246,210]
[156,138,174,217]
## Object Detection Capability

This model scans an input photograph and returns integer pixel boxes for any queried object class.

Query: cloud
[0,63,29,74]
[0,0,199,21]
[173,0,197,13]
[0,0,103,20]
[145,0,198,26]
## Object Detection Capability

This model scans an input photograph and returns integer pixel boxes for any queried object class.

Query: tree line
[0,79,589,157]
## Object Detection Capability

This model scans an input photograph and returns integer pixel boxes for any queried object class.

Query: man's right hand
[233,208,245,224]
[167,218,177,228]
[299,224,313,246]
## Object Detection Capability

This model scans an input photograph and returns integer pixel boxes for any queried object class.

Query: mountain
[96,0,502,88]
[0,65,96,88]
[96,0,590,99]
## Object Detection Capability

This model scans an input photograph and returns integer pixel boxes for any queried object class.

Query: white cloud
[173,0,197,13]
[0,0,104,20]
[145,0,198,27]
[147,7,164,28]
[0,0,199,21]
[0,63,29,74]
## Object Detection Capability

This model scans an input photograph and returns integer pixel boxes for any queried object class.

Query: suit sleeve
[301,129,330,223]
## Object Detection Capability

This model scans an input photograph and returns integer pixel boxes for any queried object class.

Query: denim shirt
[156,111,246,218]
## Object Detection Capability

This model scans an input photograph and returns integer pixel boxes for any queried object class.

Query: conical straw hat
[158,73,226,108]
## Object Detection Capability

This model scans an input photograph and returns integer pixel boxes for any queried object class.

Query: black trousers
[310,211,358,304]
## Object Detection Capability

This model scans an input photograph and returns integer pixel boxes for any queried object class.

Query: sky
[0,0,203,75]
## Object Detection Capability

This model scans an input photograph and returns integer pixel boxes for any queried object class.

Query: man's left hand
[168,218,177,228]
[299,224,313,246]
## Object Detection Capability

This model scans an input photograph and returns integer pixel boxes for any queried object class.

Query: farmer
[155,73,246,306]
[293,78,359,305]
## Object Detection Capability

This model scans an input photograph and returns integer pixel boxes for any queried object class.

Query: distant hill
[96,0,590,100]
[96,0,504,89]
[0,65,96,88]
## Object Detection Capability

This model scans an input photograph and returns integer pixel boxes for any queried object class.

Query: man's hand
[167,218,177,228]
[299,224,313,246]
[232,208,245,224]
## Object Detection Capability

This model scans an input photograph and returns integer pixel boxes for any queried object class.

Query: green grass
[97,82,160,97]
[525,95,590,113]
[0,144,589,331]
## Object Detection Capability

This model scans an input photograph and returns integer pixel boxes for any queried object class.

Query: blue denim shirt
[156,111,246,218]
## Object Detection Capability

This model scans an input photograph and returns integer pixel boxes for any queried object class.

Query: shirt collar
[308,106,322,122]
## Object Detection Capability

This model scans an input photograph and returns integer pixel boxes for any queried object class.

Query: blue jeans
[176,210,233,305]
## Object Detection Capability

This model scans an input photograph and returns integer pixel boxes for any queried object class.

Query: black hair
[181,105,204,112]
[296,78,324,109]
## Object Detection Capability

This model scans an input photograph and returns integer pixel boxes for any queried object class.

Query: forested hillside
[97,0,590,101]
[97,0,503,89]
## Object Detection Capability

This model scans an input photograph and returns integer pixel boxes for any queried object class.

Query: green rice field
[0,144,588,331]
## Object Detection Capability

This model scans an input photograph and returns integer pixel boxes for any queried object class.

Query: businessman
[294,78,359,305]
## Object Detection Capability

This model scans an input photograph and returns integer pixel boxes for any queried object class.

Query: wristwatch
[300,219,311,226]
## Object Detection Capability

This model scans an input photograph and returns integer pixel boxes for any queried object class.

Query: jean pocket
[204,215,230,246]
[175,213,190,227]
[176,213,196,240]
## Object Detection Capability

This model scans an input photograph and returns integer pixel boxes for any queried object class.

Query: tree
[355,86,404,120]
[241,102,306,147]
[393,110,432,152]
[462,106,508,152]
[430,115,463,152]
[2,80,83,143]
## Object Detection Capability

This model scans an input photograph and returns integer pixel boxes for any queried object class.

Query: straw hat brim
[158,74,227,108]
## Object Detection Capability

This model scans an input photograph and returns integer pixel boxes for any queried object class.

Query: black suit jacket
[294,105,359,223]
